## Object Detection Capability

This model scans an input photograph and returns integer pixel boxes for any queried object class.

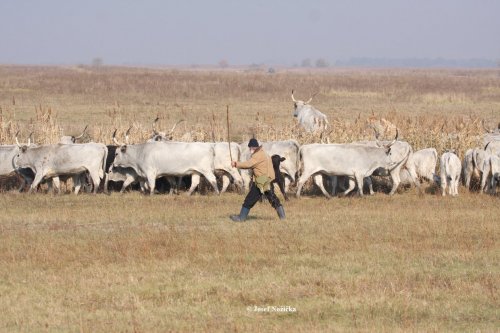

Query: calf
[270,155,288,201]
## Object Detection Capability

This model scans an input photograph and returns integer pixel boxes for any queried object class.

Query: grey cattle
[112,141,219,195]
[291,90,328,133]
[440,151,461,196]
[463,148,490,191]
[0,139,35,191]
[324,136,417,196]
[400,148,438,184]
[145,121,240,193]
[479,152,500,194]
[148,118,184,142]
[484,140,500,156]
[296,139,402,198]
[463,148,492,192]
[485,155,500,194]
[59,125,88,144]
[240,140,300,193]
[14,143,108,194]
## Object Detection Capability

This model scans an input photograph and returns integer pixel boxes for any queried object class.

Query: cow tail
[472,149,478,170]
[444,155,453,182]
[298,145,304,177]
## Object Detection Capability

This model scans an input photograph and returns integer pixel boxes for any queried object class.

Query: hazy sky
[1,0,499,66]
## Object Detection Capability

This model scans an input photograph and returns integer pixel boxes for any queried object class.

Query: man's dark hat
[248,138,259,148]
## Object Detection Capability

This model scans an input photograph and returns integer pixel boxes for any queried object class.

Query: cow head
[291,90,317,118]
[14,132,34,168]
[112,128,132,168]
[150,117,184,141]
[61,125,88,144]
[375,129,398,155]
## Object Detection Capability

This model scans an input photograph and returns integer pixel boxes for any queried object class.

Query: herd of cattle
[1,120,499,198]
[0,92,499,198]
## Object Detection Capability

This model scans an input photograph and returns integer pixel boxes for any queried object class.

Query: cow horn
[75,125,88,139]
[15,130,21,147]
[305,92,318,104]
[386,129,399,148]
[125,126,132,145]
[169,119,185,135]
[291,90,297,102]
[27,132,33,146]
[112,129,120,145]
[152,117,160,135]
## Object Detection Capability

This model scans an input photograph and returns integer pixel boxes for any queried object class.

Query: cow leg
[355,174,364,196]
[221,174,230,193]
[328,176,337,196]
[202,171,220,195]
[296,171,313,198]
[313,174,331,199]
[29,173,46,194]
[480,171,489,194]
[284,177,291,193]
[340,177,356,196]
[440,172,446,196]
[389,168,402,195]
[187,173,201,196]
[72,175,82,195]
[147,174,156,195]
[230,170,244,194]
[51,177,62,194]
[120,175,136,193]
[104,173,110,194]
[241,170,252,193]
[365,177,375,195]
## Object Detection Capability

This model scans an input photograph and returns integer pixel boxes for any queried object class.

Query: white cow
[291,90,328,132]
[484,140,500,156]
[60,125,88,144]
[463,148,490,191]
[14,143,108,194]
[331,134,418,196]
[148,118,185,142]
[487,155,500,194]
[296,139,404,198]
[112,141,219,195]
[479,153,500,194]
[440,151,461,196]
[0,134,35,191]
[400,148,438,184]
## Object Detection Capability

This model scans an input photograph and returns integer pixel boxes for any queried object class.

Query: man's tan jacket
[235,147,275,181]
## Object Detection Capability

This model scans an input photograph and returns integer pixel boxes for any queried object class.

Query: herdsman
[230,138,286,222]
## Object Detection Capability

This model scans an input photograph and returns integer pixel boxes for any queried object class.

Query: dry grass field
[0,65,499,332]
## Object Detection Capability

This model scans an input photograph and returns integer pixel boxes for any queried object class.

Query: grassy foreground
[0,191,498,332]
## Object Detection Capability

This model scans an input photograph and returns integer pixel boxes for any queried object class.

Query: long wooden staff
[226,105,233,164]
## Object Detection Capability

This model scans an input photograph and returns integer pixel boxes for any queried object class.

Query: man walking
[230,138,286,222]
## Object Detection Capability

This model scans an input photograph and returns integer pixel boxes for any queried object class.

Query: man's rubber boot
[276,205,286,220]
[230,207,250,222]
